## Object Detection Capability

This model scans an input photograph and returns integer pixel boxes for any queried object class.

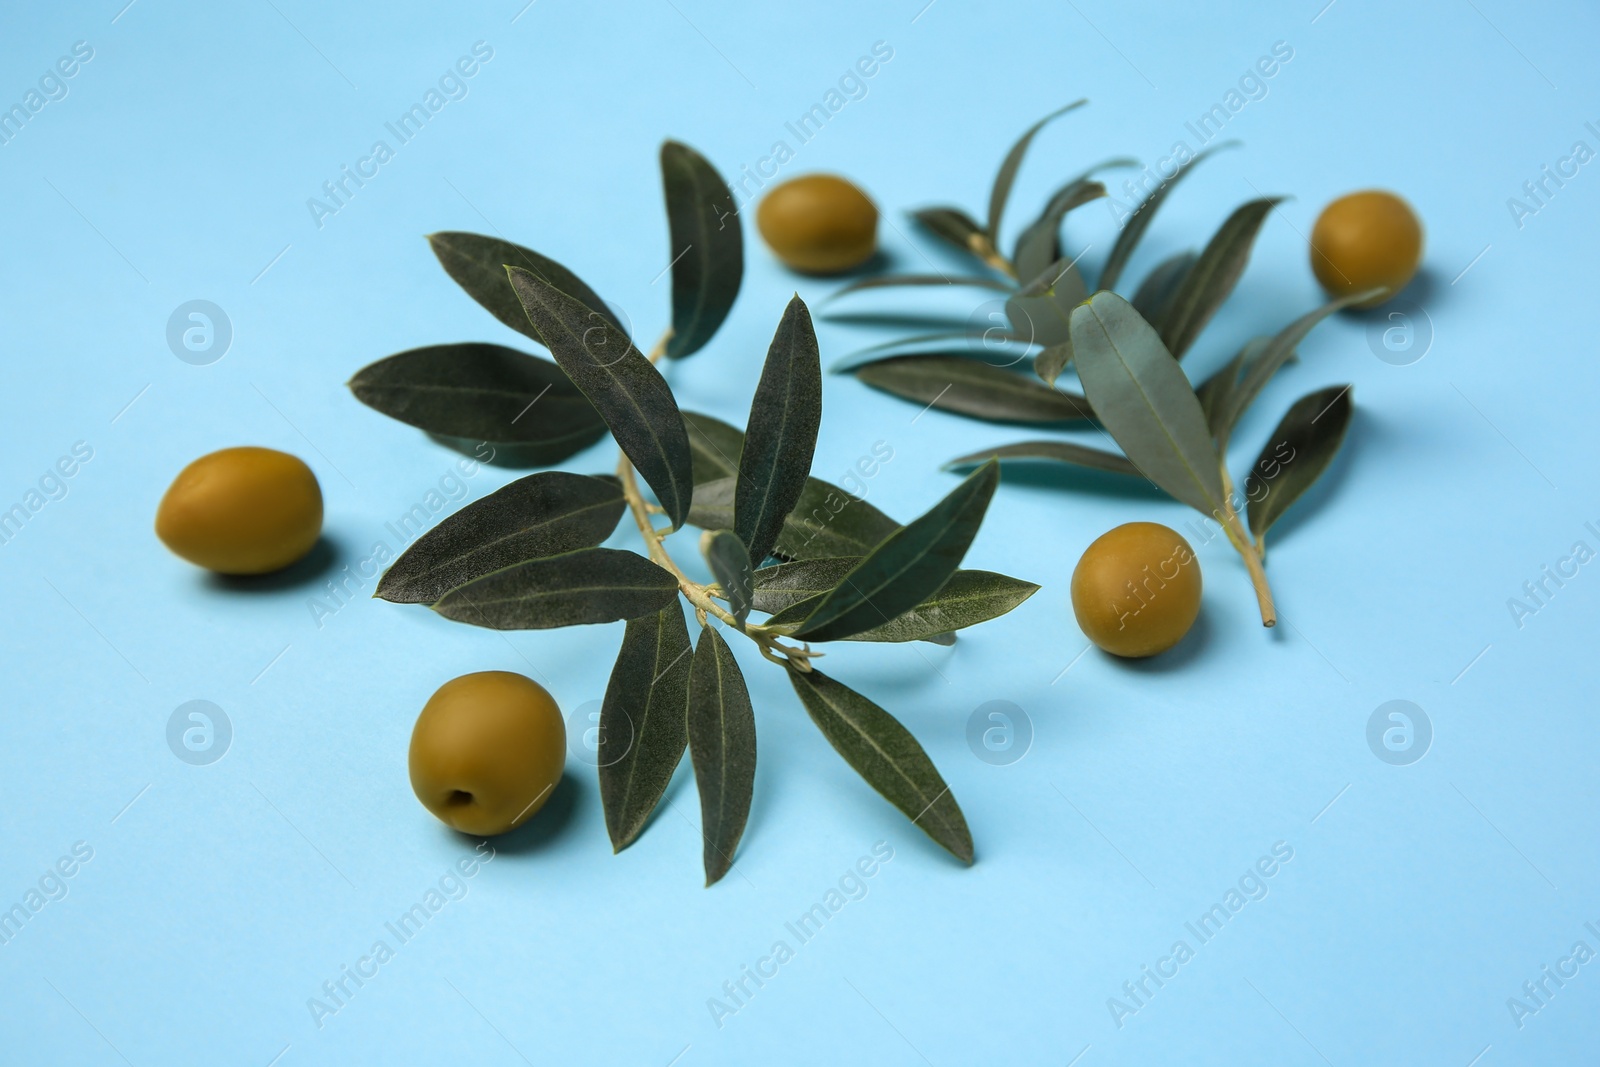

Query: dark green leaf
[945,439,1142,478]
[851,354,1094,424]
[769,569,1037,643]
[787,668,973,863]
[749,556,864,613]
[1159,196,1283,359]
[348,343,606,458]
[1098,141,1238,292]
[1246,385,1354,540]
[1070,292,1225,515]
[690,476,900,561]
[701,530,754,627]
[1129,250,1197,324]
[1014,179,1106,284]
[1197,336,1269,437]
[911,207,986,258]
[1006,256,1089,346]
[599,606,694,851]
[688,626,757,886]
[735,296,822,563]
[661,141,742,359]
[427,232,624,344]
[507,266,695,528]
[832,330,1027,374]
[791,461,998,641]
[682,410,745,484]
[431,547,678,630]
[376,473,624,604]
[1033,342,1074,385]
[827,274,1011,299]
[1213,288,1383,444]
[987,100,1088,243]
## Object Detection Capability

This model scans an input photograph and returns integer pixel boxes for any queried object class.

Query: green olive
[756,174,878,274]
[155,446,322,574]
[1309,190,1423,308]
[1070,522,1202,658]
[408,671,565,837]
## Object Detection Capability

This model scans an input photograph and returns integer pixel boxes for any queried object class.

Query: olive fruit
[1309,190,1423,308]
[155,446,323,574]
[1070,522,1201,658]
[756,174,878,274]
[408,671,565,837]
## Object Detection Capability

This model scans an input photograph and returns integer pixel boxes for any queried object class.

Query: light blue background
[1,1,1597,1063]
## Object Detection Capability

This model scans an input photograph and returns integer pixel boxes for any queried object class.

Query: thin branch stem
[614,327,822,670]
[1217,459,1274,626]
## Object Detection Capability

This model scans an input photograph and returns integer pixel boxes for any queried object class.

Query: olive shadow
[1340,265,1446,326]
[1101,606,1215,674]
[201,534,343,593]
[477,773,583,856]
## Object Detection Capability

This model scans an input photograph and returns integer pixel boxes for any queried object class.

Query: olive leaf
[1130,249,1197,325]
[787,668,973,863]
[701,530,753,627]
[1196,336,1268,436]
[427,232,625,344]
[376,472,625,604]
[431,547,678,629]
[911,206,986,258]
[790,461,999,642]
[1097,141,1238,292]
[830,330,1026,374]
[1212,288,1384,444]
[826,275,1012,299]
[987,100,1088,244]
[1158,196,1283,359]
[1013,178,1106,284]
[945,439,1142,478]
[661,140,742,359]
[1246,385,1354,540]
[1006,255,1090,347]
[689,476,900,560]
[348,343,606,458]
[599,605,694,852]
[688,625,757,886]
[735,296,822,563]
[849,354,1095,424]
[749,556,864,613]
[769,569,1037,643]
[507,266,695,528]
[683,410,744,484]
[1069,292,1225,516]
[1033,342,1074,385]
